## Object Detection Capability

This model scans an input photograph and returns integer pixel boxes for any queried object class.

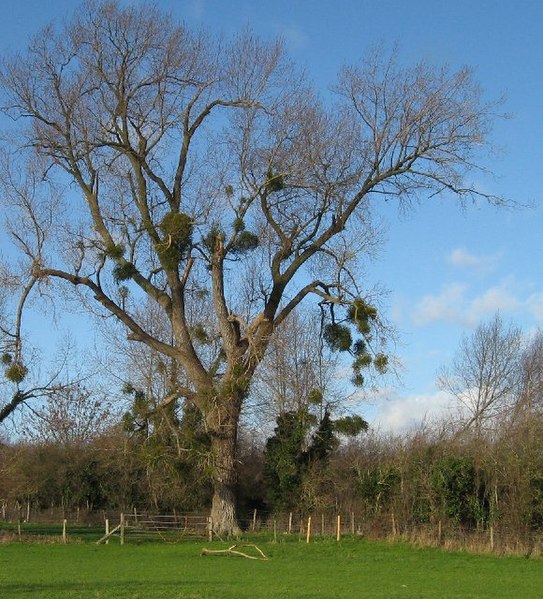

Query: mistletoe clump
[157,211,193,269]
[323,323,352,352]
[231,230,259,254]
[203,225,223,255]
[112,262,137,283]
[229,218,259,254]
[5,361,28,384]
[265,168,284,193]
[347,298,378,335]
[323,297,388,387]
[104,242,125,259]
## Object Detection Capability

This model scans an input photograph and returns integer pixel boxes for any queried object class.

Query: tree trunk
[209,429,242,536]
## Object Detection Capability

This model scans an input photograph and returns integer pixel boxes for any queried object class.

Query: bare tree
[21,384,113,447]
[515,329,543,417]
[0,2,507,533]
[438,314,523,435]
[249,310,339,425]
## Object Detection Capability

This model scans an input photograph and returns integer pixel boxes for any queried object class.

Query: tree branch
[38,267,182,361]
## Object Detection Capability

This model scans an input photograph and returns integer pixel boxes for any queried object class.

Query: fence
[0,509,211,545]
[3,505,543,556]
[241,508,543,556]
[98,512,212,544]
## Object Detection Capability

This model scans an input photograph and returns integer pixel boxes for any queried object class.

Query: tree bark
[204,385,246,536]
[209,427,242,536]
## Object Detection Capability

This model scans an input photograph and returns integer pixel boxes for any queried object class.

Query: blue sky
[1,0,542,431]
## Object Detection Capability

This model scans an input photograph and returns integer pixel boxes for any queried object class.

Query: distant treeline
[2,317,543,543]
[2,408,543,540]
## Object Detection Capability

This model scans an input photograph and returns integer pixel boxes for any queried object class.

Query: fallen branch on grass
[200,544,269,560]
[96,524,121,545]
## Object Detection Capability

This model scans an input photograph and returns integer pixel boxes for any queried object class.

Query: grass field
[1,536,543,598]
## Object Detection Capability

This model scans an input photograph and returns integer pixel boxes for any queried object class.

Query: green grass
[1,537,543,598]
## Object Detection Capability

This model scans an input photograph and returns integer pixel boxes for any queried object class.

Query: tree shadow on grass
[0,578,229,598]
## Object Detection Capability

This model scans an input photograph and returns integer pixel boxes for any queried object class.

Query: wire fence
[2,504,543,557]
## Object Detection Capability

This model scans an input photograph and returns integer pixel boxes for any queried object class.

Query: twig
[200,544,269,560]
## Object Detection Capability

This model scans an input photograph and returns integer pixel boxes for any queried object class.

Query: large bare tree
[0,2,506,533]
[438,314,523,434]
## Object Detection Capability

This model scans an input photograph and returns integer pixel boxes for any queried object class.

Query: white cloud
[468,285,520,322]
[367,389,455,433]
[275,24,309,50]
[526,292,543,322]
[448,247,501,271]
[413,280,523,327]
[413,283,468,326]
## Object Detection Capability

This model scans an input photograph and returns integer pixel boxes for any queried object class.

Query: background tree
[263,400,367,513]
[430,454,489,528]
[438,314,523,435]
[21,383,113,447]
[122,385,212,511]
[248,309,345,432]
[515,330,543,417]
[0,1,506,533]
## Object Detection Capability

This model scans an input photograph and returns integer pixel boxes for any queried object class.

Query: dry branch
[200,544,269,560]
[95,524,121,545]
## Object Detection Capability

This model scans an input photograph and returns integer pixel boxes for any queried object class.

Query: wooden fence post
[62,519,67,544]
[120,513,125,545]
[490,525,494,551]
[351,512,355,535]
[391,511,397,538]
[321,513,325,537]
[208,517,213,542]
[105,519,110,545]
[306,516,312,544]
[288,512,293,534]
[336,515,341,542]
[252,509,257,531]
